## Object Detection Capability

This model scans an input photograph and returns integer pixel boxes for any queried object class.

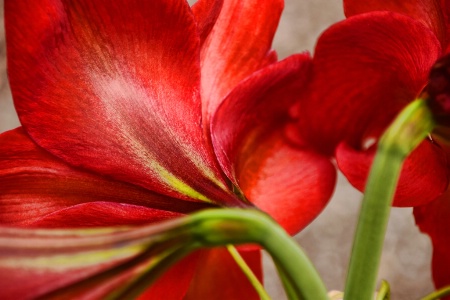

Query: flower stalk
[344,99,435,299]
[187,209,329,300]
[4,208,327,299]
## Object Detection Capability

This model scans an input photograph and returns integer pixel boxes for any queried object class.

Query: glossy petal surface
[6,0,236,205]
[414,188,450,295]
[336,140,449,206]
[212,54,335,234]
[184,248,262,300]
[0,128,212,226]
[294,12,441,155]
[200,0,283,120]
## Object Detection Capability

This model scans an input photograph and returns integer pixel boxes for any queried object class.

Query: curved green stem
[227,245,272,300]
[188,209,328,300]
[344,99,435,300]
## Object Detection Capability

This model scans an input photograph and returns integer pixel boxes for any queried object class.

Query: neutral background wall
[0,1,435,299]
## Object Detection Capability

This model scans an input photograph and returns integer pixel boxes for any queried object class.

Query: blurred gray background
[0,1,434,299]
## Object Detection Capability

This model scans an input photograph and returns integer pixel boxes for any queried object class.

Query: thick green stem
[188,209,328,300]
[344,99,435,300]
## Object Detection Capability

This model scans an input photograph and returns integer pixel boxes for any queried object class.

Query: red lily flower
[0,0,336,298]
[288,0,450,294]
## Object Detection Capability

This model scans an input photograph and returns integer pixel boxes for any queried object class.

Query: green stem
[421,286,450,300]
[188,208,328,300]
[226,245,272,300]
[344,99,435,300]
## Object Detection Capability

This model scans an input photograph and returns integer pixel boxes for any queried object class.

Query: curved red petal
[414,187,450,294]
[184,248,262,300]
[0,222,199,300]
[200,0,283,120]
[192,0,224,46]
[294,12,441,155]
[0,128,213,226]
[336,140,449,206]
[239,136,336,235]
[26,255,197,300]
[344,0,447,46]
[211,54,312,184]
[6,0,236,205]
[211,54,335,234]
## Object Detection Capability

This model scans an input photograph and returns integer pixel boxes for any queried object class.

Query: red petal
[200,0,283,120]
[336,140,449,206]
[0,128,212,226]
[212,54,312,184]
[184,248,262,300]
[0,259,129,300]
[414,187,450,295]
[239,136,336,235]
[344,0,447,46]
[211,54,336,234]
[0,220,198,299]
[192,0,224,46]
[6,0,237,205]
[294,12,441,155]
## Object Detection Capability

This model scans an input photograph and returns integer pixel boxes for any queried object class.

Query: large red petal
[184,248,262,300]
[6,254,198,300]
[200,0,283,120]
[293,12,441,156]
[344,0,447,46]
[212,54,312,184]
[414,187,450,296]
[0,128,213,226]
[0,220,199,299]
[0,257,130,300]
[336,140,449,207]
[211,54,335,234]
[5,0,237,206]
